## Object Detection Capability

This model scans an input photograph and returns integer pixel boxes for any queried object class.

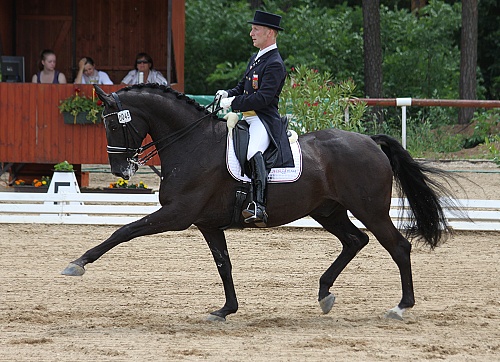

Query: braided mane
[119,83,214,115]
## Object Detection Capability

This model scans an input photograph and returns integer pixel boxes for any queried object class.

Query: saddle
[225,112,297,177]
[221,113,301,230]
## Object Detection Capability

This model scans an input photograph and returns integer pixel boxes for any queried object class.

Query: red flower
[97,100,103,106]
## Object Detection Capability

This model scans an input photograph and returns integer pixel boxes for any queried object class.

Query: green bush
[279,67,366,134]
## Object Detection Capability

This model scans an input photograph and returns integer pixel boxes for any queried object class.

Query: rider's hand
[220,97,235,110]
[215,90,228,102]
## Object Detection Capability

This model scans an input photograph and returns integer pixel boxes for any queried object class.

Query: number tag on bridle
[117,110,132,123]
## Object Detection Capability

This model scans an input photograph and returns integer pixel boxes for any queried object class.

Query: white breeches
[245,115,270,160]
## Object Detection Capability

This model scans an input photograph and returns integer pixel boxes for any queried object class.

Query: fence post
[396,98,412,149]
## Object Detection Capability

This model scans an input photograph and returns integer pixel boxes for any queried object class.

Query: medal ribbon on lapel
[252,73,259,89]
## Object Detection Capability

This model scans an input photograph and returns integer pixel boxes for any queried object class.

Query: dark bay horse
[62,83,458,321]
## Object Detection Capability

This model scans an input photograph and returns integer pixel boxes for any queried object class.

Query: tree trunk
[362,0,383,122]
[411,0,427,14]
[459,0,478,125]
[249,0,263,10]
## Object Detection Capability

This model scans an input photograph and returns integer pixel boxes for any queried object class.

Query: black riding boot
[242,151,268,227]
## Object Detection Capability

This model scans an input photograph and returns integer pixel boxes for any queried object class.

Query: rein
[103,92,222,166]
[136,107,221,165]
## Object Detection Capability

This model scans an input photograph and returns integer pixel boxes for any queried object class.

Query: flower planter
[81,187,154,194]
[13,185,48,193]
[62,112,100,125]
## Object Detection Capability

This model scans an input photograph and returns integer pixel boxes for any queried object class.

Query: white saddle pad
[226,135,302,183]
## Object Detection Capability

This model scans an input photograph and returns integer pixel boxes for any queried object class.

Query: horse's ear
[93,85,115,107]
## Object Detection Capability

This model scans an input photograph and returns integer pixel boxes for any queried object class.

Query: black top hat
[248,10,284,31]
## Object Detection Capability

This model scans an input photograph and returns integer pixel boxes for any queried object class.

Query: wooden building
[0,0,185,87]
[0,0,185,185]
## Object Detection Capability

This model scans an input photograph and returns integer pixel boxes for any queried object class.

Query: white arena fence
[0,192,499,231]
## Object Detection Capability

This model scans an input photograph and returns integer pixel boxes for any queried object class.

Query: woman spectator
[121,52,167,85]
[32,49,67,84]
[74,57,113,85]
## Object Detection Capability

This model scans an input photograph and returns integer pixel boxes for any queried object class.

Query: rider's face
[250,25,272,50]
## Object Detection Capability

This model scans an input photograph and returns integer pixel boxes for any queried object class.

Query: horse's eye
[109,122,119,132]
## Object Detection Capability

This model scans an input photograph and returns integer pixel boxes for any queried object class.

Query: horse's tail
[371,134,459,249]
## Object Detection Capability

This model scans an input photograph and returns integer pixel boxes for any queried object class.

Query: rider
[217,10,294,227]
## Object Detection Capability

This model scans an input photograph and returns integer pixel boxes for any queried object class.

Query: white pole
[396,98,412,150]
[401,106,407,149]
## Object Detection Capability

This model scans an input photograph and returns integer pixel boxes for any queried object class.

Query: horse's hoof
[385,306,405,320]
[61,263,85,276]
[206,313,226,322]
[319,294,336,314]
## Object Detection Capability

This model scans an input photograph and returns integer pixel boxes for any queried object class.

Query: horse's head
[95,83,221,179]
[94,85,148,179]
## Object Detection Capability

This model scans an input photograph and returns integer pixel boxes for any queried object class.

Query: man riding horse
[216,10,294,227]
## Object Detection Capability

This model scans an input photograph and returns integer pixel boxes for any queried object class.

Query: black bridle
[102,92,222,167]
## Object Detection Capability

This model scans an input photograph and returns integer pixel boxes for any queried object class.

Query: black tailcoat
[227,49,294,169]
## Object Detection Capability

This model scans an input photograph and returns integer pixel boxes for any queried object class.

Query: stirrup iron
[242,201,268,226]
[242,201,258,221]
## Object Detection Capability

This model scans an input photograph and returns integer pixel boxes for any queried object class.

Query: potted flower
[81,178,153,194]
[50,161,81,194]
[59,87,104,124]
[53,160,74,172]
[32,176,51,188]
[105,178,153,194]
[13,176,51,193]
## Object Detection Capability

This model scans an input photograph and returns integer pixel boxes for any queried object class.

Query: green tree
[477,0,499,99]
[186,0,490,120]
[185,0,254,94]
[277,4,364,87]
[381,1,462,99]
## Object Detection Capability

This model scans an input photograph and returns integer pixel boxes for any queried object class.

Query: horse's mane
[119,83,219,119]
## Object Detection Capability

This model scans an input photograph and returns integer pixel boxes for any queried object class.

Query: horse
[62,83,458,322]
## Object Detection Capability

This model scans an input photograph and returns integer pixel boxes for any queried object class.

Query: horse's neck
[131,88,227,164]
[153,114,227,169]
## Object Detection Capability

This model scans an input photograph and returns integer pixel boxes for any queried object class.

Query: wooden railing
[0,83,163,165]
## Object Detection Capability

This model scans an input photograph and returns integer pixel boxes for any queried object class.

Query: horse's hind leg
[311,209,369,314]
[198,227,238,322]
[363,219,414,320]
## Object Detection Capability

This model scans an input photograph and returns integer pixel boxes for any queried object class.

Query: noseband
[102,92,222,167]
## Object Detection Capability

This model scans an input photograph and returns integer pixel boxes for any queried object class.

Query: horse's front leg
[61,209,190,276]
[198,226,238,322]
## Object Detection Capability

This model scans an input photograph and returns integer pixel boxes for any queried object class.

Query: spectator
[74,57,113,85]
[121,52,167,85]
[32,49,67,84]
